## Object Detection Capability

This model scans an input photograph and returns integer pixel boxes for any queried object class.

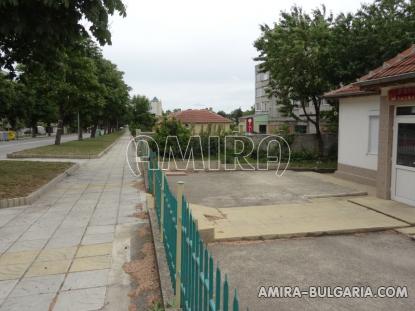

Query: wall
[189,123,231,135]
[338,95,380,171]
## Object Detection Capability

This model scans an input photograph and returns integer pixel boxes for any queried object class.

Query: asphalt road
[0,134,89,159]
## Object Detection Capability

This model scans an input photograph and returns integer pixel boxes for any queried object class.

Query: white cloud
[103,0,364,113]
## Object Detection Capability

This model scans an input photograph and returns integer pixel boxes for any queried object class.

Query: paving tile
[25,260,71,277]
[81,233,114,245]
[0,250,39,266]
[70,256,111,272]
[8,239,47,252]
[0,279,18,303]
[45,235,82,249]
[37,247,77,262]
[53,287,106,311]
[85,225,115,235]
[0,293,55,311]
[76,243,112,258]
[62,269,109,291]
[0,264,28,281]
[9,274,64,297]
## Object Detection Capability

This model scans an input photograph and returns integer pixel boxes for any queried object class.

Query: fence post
[175,181,184,307]
[160,175,165,242]
[152,158,156,197]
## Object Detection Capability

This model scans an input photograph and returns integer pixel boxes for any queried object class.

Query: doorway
[391,106,415,206]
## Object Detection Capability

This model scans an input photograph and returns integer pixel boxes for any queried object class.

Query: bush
[290,150,319,162]
[153,117,190,156]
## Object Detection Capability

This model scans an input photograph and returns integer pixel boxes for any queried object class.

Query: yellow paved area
[191,197,410,242]
[349,196,415,224]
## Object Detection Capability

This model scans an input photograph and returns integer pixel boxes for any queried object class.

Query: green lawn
[10,131,123,158]
[0,161,73,199]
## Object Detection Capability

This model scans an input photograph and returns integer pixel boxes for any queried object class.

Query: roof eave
[356,72,415,87]
[323,90,379,99]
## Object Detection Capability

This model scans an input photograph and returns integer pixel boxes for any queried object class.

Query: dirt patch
[133,180,146,192]
[134,211,149,220]
[123,224,162,311]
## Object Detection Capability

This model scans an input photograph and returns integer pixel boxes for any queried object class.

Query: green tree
[153,117,191,157]
[254,6,335,156]
[0,0,126,75]
[130,95,156,132]
[331,0,415,85]
[229,108,242,124]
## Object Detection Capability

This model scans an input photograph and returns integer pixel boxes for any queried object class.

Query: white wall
[150,100,163,116]
[338,95,380,171]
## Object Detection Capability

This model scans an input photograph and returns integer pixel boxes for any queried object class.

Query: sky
[102,0,366,113]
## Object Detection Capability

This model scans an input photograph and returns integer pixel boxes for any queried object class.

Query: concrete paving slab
[76,243,113,258]
[70,255,111,272]
[191,198,409,242]
[0,293,55,311]
[0,263,28,281]
[37,247,77,262]
[0,251,38,266]
[26,259,71,277]
[0,280,18,304]
[53,287,106,311]
[62,269,109,291]
[396,227,415,235]
[0,134,144,309]
[349,197,415,224]
[168,170,367,207]
[81,232,114,245]
[85,225,115,235]
[10,274,64,297]
[8,239,48,252]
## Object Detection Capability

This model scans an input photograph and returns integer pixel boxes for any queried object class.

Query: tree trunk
[55,119,63,145]
[31,124,37,138]
[91,124,97,138]
[315,125,324,158]
[78,119,83,141]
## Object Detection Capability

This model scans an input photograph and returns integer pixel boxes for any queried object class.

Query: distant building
[251,64,332,134]
[150,97,163,116]
[173,109,232,134]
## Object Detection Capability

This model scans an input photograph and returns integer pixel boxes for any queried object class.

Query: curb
[0,163,80,209]
[146,194,179,311]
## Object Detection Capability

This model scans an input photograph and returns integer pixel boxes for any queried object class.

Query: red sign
[389,87,415,101]
[246,117,254,133]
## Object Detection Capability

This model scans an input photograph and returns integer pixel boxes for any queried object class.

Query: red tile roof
[325,45,415,98]
[173,109,232,124]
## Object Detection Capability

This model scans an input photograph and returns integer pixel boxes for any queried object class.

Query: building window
[368,115,379,155]
[259,125,267,134]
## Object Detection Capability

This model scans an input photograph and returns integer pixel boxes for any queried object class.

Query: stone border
[0,163,80,208]
[7,133,121,159]
[146,194,179,311]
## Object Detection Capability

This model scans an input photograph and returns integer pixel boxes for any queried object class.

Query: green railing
[148,152,243,311]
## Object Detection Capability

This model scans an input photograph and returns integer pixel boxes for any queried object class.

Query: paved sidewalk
[0,134,144,310]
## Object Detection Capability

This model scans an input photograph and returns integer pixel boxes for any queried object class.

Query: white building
[150,97,163,116]
[325,45,415,207]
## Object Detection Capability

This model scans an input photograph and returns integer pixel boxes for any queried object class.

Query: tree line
[0,0,137,144]
[255,0,415,155]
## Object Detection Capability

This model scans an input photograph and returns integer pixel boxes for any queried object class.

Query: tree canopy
[0,0,126,75]
[254,0,415,155]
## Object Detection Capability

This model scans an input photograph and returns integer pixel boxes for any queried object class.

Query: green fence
[148,152,244,311]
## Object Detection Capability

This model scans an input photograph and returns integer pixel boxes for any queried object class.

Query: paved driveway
[210,232,415,311]
[0,134,144,310]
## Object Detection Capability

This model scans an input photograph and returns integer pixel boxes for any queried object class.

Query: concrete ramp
[190,198,409,242]
[349,197,415,225]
